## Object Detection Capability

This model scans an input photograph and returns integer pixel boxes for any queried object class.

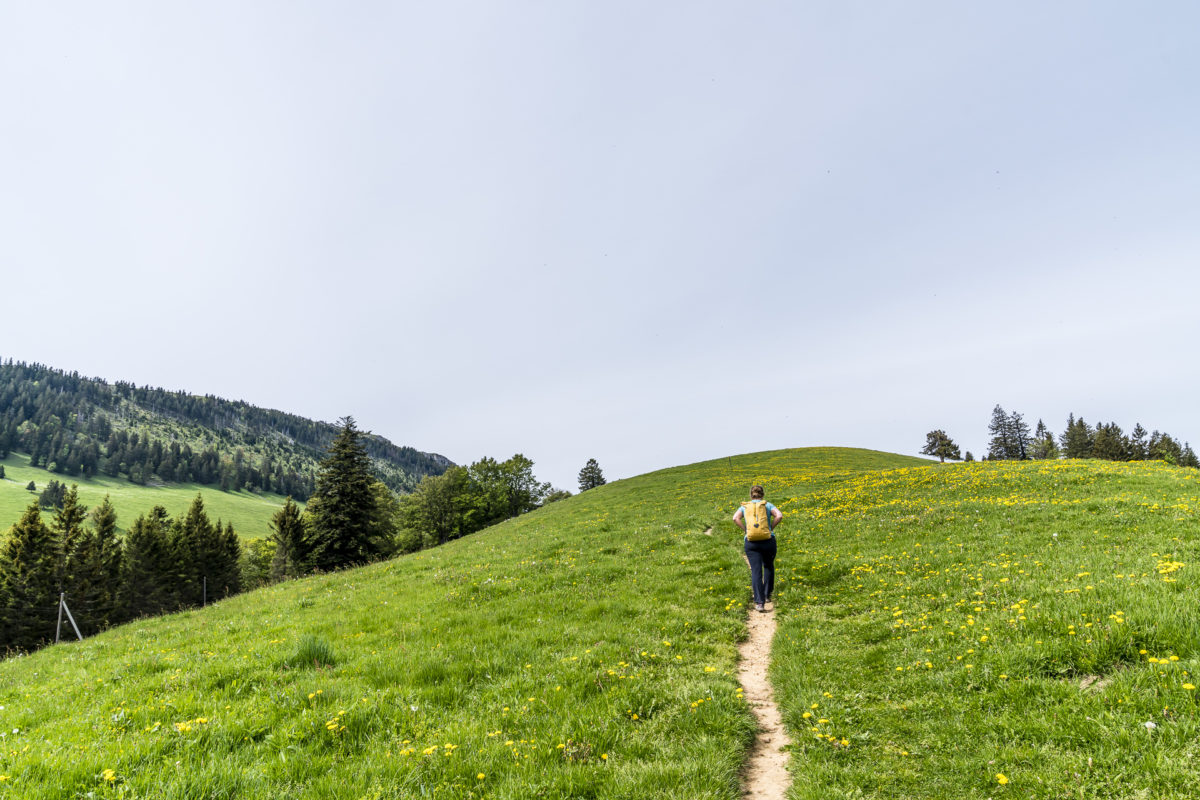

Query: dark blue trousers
[744,536,777,605]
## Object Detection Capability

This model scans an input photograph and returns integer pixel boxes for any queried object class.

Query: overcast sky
[3,2,1198,491]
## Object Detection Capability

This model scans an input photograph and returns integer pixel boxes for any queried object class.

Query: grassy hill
[2,448,1198,798]
[1,451,292,540]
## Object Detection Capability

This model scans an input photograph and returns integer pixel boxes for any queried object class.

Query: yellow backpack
[742,500,773,541]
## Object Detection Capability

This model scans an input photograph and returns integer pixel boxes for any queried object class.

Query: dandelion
[996,773,1009,784]
[477,773,485,780]
[1183,684,1196,691]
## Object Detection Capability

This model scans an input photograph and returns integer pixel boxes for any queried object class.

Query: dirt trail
[739,603,791,799]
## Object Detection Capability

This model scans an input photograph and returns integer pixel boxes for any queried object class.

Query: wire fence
[1,578,227,656]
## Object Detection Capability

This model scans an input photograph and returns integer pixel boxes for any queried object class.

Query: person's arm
[771,507,783,527]
[732,508,746,532]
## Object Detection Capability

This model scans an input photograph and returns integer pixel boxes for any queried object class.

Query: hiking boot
[756,603,766,612]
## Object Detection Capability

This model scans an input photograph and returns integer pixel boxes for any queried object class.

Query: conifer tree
[75,496,124,631]
[269,498,309,580]
[1182,443,1199,469]
[578,458,607,491]
[1009,412,1031,460]
[0,503,59,651]
[215,521,242,599]
[120,507,177,618]
[1060,415,1094,459]
[1148,431,1182,464]
[1030,419,1060,460]
[173,496,220,605]
[921,430,961,463]
[1092,422,1129,461]
[52,484,88,593]
[1129,424,1149,460]
[307,417,380,571]
[987,406,1013,460]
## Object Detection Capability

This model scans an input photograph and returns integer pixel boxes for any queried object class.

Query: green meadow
[1,448,1199,798]
[0,452,293,540]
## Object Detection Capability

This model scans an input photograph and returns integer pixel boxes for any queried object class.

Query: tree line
[4,414,582,656]
[258,421,571,582]
[0,488,241,654]
[0,359,449,498]
[924,406,1198,467]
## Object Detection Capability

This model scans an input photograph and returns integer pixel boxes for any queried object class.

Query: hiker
[733,485,782,612]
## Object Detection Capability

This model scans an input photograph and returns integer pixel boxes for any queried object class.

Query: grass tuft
[287,634,338,669]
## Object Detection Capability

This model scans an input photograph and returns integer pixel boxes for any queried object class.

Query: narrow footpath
[739,601,792,799]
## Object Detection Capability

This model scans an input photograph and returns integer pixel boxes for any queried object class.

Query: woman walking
[733,485,782,612]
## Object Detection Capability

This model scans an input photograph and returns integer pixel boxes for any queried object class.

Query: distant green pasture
[1,452,291,540]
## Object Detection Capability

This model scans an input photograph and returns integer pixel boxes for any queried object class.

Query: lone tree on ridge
[921,430,962,463]
[578,458,606,492]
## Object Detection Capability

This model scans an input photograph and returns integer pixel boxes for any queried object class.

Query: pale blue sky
[3,2,1198,490]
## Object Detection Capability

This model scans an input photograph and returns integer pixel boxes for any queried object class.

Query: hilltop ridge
[3,448,1198,798]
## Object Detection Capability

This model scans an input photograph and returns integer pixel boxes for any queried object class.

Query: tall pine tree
[72,496,124,633]
[987,405,1013,460]
[1008,412,1031,460]
[307,417,381,571]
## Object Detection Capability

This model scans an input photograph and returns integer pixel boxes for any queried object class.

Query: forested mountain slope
[0,359,450,498]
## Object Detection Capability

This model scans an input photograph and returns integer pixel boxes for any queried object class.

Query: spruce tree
[1181,443,1199,469]
[216,521,242,599]
[79,496,123,631]
[269,498,309,580]
[1092,422,1129,461]
[52,484,89,593]
[1129,424,1149,460]
[987,405,1013,460]
[0,503,59,651]
[1030,419,1060,460]
[119,507,177,619]
[1060,415,1094,459]
[578,458,607,491]
[1148,431,1182,464]
[307,417,380,571]
[175,495,226,605]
